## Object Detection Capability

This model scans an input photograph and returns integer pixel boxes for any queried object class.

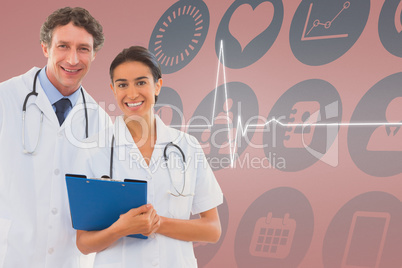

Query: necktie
[54,98,71,126]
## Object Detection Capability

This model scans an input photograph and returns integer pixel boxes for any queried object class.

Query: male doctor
[0,7,111,267]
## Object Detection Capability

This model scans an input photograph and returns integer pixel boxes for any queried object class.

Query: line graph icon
[290,0,369,65]
[302,1,350,40]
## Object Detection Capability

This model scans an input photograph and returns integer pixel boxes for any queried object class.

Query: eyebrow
[57,41,92,48]
[114,76,149,83]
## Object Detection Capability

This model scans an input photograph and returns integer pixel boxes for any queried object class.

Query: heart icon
[229,1,275,52]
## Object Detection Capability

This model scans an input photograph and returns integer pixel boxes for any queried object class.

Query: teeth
[63,67,79,73]
[127,102,142,107]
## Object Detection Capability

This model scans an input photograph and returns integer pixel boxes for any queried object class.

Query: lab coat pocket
[0,218,11,267]
[168,169,192,219]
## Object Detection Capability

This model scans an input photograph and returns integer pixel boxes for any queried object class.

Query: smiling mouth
[61,66,81,73]
[126,101,143,107]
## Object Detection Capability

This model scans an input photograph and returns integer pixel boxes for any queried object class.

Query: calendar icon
[249,212,296,259]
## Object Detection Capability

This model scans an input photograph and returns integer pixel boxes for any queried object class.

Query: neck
[124,112,156,146]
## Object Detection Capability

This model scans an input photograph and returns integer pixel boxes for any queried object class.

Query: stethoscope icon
[22,69,89,155]
[108,136,193,197]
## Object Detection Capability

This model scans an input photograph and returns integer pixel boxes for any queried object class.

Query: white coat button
[152,260,159,266]
[58,132,63,138]
[51,208,58,215]
[48,248,54,254]
[54,169,60,175]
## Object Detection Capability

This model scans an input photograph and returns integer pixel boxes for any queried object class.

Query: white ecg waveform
[170,40,402,167]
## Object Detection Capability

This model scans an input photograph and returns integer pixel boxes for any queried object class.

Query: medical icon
[323,192,402,268]
[264,79,342,171]
[235,187,314,267]
[290,0,369,65]
[284,101,320,148]
[341,211,390,268]
[200,99,237,156]
[379,0,402,57]
[348,73,402,177]
[249,212,296,259]
[228,1,274,52]
[148,0,210,74]
[188,82,259,171]
[215,0,283,69]
[395,0,402,33]
[302,1,350,41]
[366,97,402,151]
[154,87,184,130]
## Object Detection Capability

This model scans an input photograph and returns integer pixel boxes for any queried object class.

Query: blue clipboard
[65,174,148,239]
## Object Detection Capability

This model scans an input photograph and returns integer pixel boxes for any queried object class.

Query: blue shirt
[38,67,81,118]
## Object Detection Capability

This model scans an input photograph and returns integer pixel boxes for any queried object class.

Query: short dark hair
[110,46,162,103]
[40,7,104,51]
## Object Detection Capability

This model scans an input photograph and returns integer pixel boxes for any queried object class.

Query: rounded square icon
[290,0,369,66]
[149,0,210,74]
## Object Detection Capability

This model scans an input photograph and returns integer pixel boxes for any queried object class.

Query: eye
[80,47,91,52]
[58,45,67,49]
[137,81,146,86]
[117,83,128,88]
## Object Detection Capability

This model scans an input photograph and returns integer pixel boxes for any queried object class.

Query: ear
[110,84,116,95]
[41,42,50,58]
[155,78,163,97]
[91,51,97,62]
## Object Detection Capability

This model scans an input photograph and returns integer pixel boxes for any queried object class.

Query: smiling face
[111,61,162,123]
[42,22,96,96]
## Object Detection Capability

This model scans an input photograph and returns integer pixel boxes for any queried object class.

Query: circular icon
[154,86,184,130]
[188,82,259,171]
[348,72,402,177]
[263,79,342,172]
[215,0,283,69]
[192,197,229,267]
[234,187,314,267]
[149,0,210,74]
[323,192,402,268]
[379,0,402,57]
[290,0,369,66]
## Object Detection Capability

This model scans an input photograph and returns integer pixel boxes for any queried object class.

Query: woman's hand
[110,204,160,237]
[76,204,160,254]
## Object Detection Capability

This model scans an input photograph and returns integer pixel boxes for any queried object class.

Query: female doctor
[74,46,223,267]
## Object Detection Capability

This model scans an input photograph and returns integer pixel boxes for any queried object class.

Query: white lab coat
[74,115,223,268]
[0,67,112,268]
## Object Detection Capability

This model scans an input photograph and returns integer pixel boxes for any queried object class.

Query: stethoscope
[22,69,89,154]
[107,135,193,197]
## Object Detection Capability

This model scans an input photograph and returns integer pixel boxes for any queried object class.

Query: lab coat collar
[22,67,88,130]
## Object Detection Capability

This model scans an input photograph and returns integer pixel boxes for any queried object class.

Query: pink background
[1,0,401,267]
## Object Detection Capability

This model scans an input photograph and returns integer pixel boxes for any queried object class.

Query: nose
[66,49,79,65]
[127,85,139,99]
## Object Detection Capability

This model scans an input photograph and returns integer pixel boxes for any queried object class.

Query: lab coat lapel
[152,115,184,172]
[31,76,59,125]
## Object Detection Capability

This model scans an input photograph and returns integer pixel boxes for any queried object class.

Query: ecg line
[169,40,402,167]
[301,1,350,41]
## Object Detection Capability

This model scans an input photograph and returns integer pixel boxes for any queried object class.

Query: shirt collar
[38,66,81,106]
